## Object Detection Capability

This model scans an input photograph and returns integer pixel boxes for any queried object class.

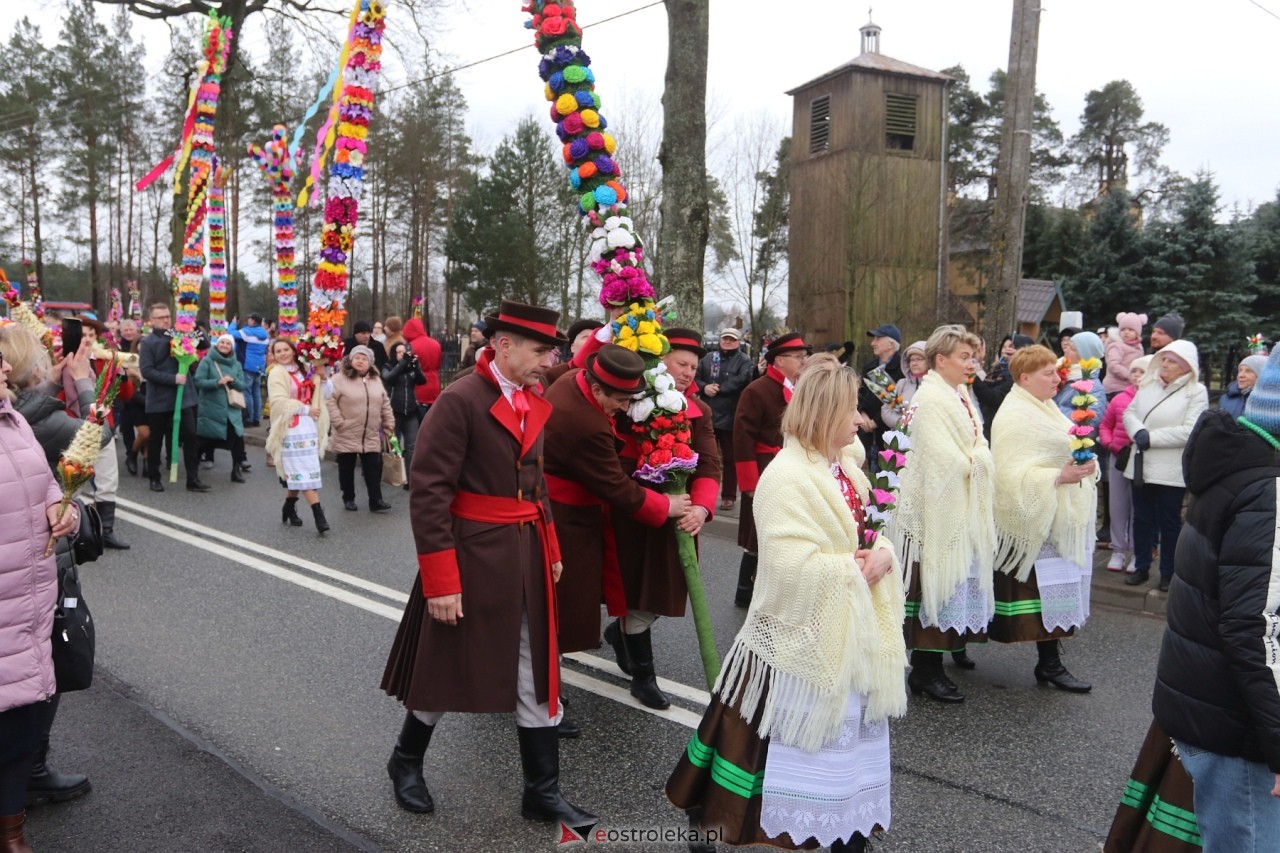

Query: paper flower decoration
[1069,358,1102,464]
[249,124,302,340]
[127,280,142,321]
[208,162,228,336]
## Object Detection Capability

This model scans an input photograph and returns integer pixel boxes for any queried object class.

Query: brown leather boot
[0,812,33,853]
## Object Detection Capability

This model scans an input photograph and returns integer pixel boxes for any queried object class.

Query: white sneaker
[1107,552,1127,572]
[1125,554,1138,573]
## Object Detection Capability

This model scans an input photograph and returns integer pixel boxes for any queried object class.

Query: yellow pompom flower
[636,321,656,335]
[637,333,664,355]
[555,93,578,116]
[617,325,636,341]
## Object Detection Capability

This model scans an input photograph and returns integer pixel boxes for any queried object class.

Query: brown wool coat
[381,363,561,713]
[542,369,669,653]
[613,394,722,616]
[326,369,395,454]
[732,371,788,552]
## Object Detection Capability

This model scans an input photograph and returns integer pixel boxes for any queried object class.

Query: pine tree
[1062,188,1147,322]
[0,19,54,283]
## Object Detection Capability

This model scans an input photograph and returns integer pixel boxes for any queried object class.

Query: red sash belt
[753,441,782,456]
[449,490,560,719]
[543,474,628,618]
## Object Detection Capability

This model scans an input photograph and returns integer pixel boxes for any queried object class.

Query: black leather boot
[602,618,632,676]
[686,808,717,853]
[1034,641,1091,693]
[734,552,757,608]
[516,726,597,826]
[0,812,30,852]
[387,711,434,813]
[230,465,246,484]
[622,629,670,710]
[125,450,138,476]
[312,503,330,534]
[951,649,976,669]
[556,696,581,739]
[282,498,303,527]
[907,650,964,703]
[97,501,130,550]
[27,698,90,807]
[830,832,869,852]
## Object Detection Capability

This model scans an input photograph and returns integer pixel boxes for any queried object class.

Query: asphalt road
[26,443,1166,852]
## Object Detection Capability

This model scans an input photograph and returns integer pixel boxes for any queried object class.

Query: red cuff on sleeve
[633,487,670,528]
[689,477,718,518]
[572,332,606,369]
[545,521,562,564]
[418,549,462,598]
[736,460,761,493]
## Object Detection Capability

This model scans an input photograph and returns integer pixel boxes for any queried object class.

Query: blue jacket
[1218,381,1248,419]
[230,322,269,373]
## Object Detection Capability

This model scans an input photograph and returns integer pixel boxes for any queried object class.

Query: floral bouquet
[864,430,911,549]
[863,366,905,420]
[127,280,142,321]
[1068,357,1102,464]
[1247,333,1267,356]
[411,295,424,319]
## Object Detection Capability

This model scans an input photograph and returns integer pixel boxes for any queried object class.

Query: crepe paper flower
[1068,358,1102,466]
[1,275,56,359]
[249,125,303,340]
[411,295,424,319]
[127,280,142,321]
[208,163,228,336]
[108,288,123,326]
[1247,333,1267,355]
[305,0,387,366]
[43,418,102,556]
[19,259,44,320]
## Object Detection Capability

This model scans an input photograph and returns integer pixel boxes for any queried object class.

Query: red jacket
[1099,384,1138,454]
[402,318,442,405]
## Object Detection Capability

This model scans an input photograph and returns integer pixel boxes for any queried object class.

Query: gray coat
[695,349,755,432]
[139,330,198,414]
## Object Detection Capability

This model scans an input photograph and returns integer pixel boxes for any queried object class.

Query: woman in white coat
[1122,339,1208,591]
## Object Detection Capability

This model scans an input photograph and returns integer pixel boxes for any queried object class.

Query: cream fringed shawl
[893,371,996,624]
[264,365,331,469]
[991,384,1097,581]
[716,439,908,753]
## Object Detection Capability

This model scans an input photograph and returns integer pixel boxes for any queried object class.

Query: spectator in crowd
[232,313,269,427]
[1099,356,1152,573]
[372,321,387,345]
[402,317,442,415]
[265,339,330,533]
[459,321,486,369]
[139,303,206,493]
[327,345,395,513]
[1103,313,1147,395]
[990,345,1097,693]
[1123,340,1208,591]
[1150,361,1280,850]
[193,333,249,484]
[1148,313,1184,351]
[857,323,904,461]
[75,317,134,549]
[566,318,603,358]
[382,341,426,487]
[1218,353,1267,419]
[344,321,388,371]
[695,328,754,511]
[117,318,141,353]
[1055,331,1108,423]
[882,340,927,431]
[0,347,84,851]
[382,316,405,356]
[668,354,906,853]
[972,333,1034,434]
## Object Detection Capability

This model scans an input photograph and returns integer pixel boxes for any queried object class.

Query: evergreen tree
[1062,188,1147,322]
[1022,203,1083,283]
[0,18,54,283]
[1242,191,1280,325]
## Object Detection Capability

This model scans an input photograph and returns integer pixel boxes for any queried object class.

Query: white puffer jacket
[1122,339,1209,488]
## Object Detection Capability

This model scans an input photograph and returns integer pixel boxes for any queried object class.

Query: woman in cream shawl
[895,325,996,704]
[667,354,907,853]
[991,345,1096,692]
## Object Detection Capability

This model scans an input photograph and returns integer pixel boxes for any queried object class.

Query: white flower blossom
[656,390,685,411]
[629,396,655,422]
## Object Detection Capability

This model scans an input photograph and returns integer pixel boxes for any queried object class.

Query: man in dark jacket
[344,320,388,371]
[857,323,903,462]
[138,303,206,493]
[1152,365,1280,848]
[694,327,754,510]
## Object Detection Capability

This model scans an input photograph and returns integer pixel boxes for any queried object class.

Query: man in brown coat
[380,300,595,829]
[605,328,721,709]
[731,331,810,606]
[542,345,691,708]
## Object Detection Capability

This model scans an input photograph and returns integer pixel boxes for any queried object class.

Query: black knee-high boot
[516,726,597,826]
[311,503,330,534]
[622,629,670,710]
[1034,640,1091,693]
[387,712,435,813]
[907,650,964,703]
[26,696,90,806]
[734,552,757,608]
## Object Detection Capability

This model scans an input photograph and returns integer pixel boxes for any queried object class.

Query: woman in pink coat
[0,350,81,849]
[1098,355,1152,572]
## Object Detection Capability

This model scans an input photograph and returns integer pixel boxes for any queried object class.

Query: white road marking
[116,506,706,730]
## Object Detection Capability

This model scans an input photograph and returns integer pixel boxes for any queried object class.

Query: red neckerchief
[833,465,867,534]
[683,387,703,418]
[766,364,792,403]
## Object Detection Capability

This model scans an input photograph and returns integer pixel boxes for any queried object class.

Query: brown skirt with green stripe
[666,682,827,850]
[903,563,988,653]
[1104,719,1202,852]
[988,569,1076,644]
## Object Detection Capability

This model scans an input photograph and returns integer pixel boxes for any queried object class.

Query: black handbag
[1115,444,1132,472]
[51,556,95,692]
[71,498,103,566]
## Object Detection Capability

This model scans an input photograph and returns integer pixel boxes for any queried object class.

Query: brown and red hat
[484,299,568,347]
[764,331,811,363]
[585,344,646,394]
[663,327,705,358]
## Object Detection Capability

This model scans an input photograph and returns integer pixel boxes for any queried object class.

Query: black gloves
[1134,429,1150,451]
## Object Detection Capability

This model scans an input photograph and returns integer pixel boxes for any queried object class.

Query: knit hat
[353,320,373,334]
[1153,313,1185,340]
[1116,312,1147,333]
[348,344,375,362]
[1244,348,1280,436]
[1071,331,1104,363]
[216,333,235,348]
[1128,355,1154,379]
[1012,334,1036,349]
[1240,354,1269,379]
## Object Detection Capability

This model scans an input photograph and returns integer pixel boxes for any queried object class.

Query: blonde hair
[780,352,860,457]
[925,324,981,371]
[0,323,51,398]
